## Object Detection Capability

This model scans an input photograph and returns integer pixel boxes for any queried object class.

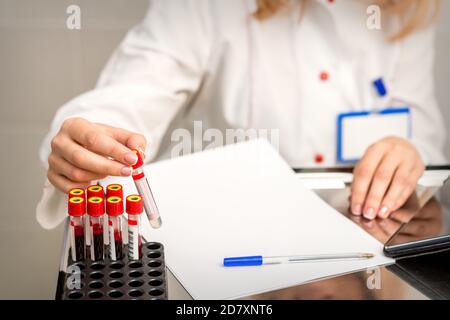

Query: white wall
[0,0,448,299]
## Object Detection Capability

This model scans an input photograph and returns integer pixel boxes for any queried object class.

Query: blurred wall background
[0,0,448,299]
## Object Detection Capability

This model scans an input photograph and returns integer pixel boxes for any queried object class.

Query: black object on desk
[61,242,167,300]
[383,168,450,258]
[55,218,168,300]
[388,250,450,300]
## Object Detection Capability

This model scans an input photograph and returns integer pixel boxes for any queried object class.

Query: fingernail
[124,152,138,165]
[364,207,376,220]
[379,206,389,218]
[121,167,132,176]
[352,203,362,216]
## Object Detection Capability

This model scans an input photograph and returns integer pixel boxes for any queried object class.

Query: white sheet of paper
[103,139,393,300]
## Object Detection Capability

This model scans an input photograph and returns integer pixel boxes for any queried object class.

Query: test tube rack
[55,219,168,300]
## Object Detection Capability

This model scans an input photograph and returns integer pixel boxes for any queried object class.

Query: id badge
[337,107,411,163]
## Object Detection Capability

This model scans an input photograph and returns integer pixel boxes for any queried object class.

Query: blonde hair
[253,0,440,41]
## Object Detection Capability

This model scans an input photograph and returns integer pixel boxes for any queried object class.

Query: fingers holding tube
[52,134,132,177]
[47,117,149,192]
[64,118,138,166]
[99,124,147,155]
[48,153,106,182]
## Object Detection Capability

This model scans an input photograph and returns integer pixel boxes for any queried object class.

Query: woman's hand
[47,117,147,193]
[350,137,425,220]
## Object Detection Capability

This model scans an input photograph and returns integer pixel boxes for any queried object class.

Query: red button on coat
[319,71,329,81]
[314,154,324,164]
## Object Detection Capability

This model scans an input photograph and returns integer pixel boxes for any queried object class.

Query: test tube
[106,196,124,261]
[87,196,105,261]
[68,188,85,201]
[106,184,123,199]
[131,150,162,229]
[68,188,86,247]
[126,195,143,260]
[87,185,104,199]
[68,196,86,262]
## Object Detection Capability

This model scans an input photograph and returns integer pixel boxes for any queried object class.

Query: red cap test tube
[68,196,86,262]
[106,196,124,261]
[68,188,85,201]
[106,184,123,199]
[131,150,162,229]
[87,196,105,261]
[126,195,143,260]
[87,185,104,199]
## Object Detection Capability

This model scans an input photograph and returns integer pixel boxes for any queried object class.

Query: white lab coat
[37,0,447,228]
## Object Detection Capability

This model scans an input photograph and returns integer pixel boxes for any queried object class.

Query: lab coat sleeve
[36,0,212,229]
[390,24,447,165]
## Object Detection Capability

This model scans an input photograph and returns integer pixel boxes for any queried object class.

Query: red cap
[126,195,143,215]
[106,184,123,199]
[87,196,105,217]
[68,188,85,200]
[87,185,104,199]
[131,149,144,170]
[106,196,124,216]
[68,197,85,217]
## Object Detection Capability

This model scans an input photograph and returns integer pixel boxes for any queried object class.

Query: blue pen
[223,253,374,267]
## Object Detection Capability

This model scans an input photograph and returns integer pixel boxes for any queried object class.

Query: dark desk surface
[390,250,450,299]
